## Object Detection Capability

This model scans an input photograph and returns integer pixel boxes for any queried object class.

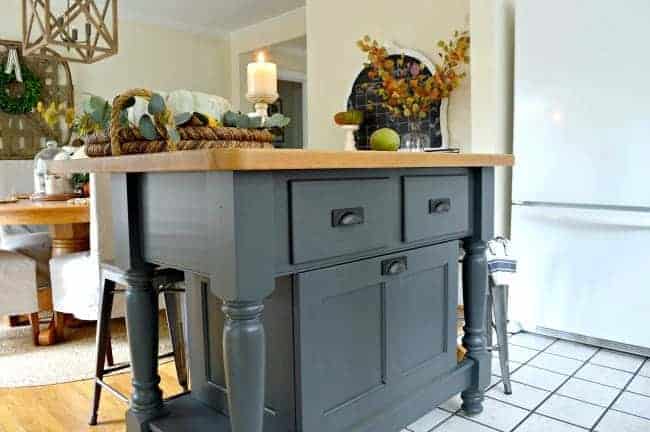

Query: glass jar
[399,120,430,152]
[33,141,64,194]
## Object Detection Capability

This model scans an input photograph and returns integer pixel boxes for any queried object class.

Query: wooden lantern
[22,0,118,64]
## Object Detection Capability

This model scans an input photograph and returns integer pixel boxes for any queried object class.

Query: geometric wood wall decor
[22,0,118,64]
[0,39,74,160]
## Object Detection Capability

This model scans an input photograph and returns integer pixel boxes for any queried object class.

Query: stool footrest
[96,379,129,404]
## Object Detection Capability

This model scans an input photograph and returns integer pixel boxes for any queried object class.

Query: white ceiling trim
[120,11,231,40]
[230,6,306,38]
[272,45,306,58]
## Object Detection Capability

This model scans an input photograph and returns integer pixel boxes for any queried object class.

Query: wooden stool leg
[492,284,512,394]
[89,278,116,426]
[54,312,66,342]
[106,326,115,367]
[29,313,40,346]
[164,290,188,392]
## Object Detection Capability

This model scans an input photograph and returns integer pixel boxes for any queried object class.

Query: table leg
[46,223,90,343]
[222,301,266,432]
[461,240,490,415]
[49,223,90,257]
[124,267,168,431]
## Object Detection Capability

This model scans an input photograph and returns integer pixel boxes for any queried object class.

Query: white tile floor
[399,332,650,432]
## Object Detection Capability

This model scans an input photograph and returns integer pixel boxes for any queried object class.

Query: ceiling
[120,0,305,35]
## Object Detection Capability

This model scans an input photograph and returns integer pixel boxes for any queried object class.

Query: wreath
[0,65,42,115]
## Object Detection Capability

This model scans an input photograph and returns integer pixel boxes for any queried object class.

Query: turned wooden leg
[54,312,66,341]
[461,240,491,415]
[124,268,168,431]
[29,312,40,346]
[49,223,90,257]
[38,320,56,346]
[222,301,266,432]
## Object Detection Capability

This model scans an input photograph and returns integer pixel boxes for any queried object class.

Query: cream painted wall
[306,0,471,151]
[229,7,306,111]
[470,0,515,237]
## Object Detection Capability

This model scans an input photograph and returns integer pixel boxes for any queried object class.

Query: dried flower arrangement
[357,31,470,121]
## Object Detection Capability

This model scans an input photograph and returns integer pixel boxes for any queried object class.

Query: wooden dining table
[0,199,90,345]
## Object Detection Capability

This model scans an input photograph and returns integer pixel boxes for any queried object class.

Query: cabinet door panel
[391,267,448,374]
[296,242,458,432]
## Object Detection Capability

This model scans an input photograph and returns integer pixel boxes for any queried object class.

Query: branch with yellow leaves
[357,30,470,121]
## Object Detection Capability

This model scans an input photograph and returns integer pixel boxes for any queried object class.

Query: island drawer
[289,177,393,264]
[402,175,470,243]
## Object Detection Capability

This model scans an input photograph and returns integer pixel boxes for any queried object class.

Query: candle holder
[246,93,279,122]
[340,125,359,151]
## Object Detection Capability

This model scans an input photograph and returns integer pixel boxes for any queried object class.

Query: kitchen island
[51,149,514,432]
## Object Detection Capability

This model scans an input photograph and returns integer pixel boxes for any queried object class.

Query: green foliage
[119,109,129,128]
[235,113,250,128]
[265,113,291,128]
[174,112,193,127]
[222,110,291,130]
[76,93,112,134]
[148,93,165,115]
[71,173,90,189]
[223,111,239,127]
[138,115,158,140]
[0,65,42,115]
[248,116,263,129]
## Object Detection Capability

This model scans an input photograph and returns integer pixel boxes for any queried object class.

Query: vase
[399,120,430,152]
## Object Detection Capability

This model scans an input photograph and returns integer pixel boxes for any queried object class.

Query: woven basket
[85,88,274,157]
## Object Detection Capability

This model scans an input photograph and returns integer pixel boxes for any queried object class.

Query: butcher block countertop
[48,149,514,173]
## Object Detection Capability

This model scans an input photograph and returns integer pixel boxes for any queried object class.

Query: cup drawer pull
[381,256,408,276]
[429,198,451,214]
[331,207,365,227]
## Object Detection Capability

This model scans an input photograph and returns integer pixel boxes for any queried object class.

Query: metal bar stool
[487,237,516,395]
[490,282,512,394]
[89,263,188,425]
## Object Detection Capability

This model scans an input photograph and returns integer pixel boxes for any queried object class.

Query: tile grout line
[428,336,543,432]
[509,346,603,431]
[430,335,646,432]
[486,387,612,412]
[589,358,648,431]
[532,411,591,430]
[512,343,645,376]
[437,336,561,432]
[608,406,650,423]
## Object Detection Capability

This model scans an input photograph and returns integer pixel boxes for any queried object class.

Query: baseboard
[534,327,650,357]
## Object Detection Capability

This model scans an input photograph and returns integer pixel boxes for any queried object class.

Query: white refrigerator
[511,0,650,354]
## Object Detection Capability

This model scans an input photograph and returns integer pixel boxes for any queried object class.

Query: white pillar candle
[247,52,278,97]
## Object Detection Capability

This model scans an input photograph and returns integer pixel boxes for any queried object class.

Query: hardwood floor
[0,362,184,432]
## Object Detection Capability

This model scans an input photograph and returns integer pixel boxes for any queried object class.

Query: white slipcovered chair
[49,173,126,321]
[0,228,51,345]
[0,160,52,345]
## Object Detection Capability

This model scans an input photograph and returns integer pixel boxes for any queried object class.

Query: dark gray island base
[53,150,511,432]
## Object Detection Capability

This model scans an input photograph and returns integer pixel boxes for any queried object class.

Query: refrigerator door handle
[513,203,650,229]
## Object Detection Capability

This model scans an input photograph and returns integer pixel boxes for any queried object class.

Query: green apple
[370,128,400,151]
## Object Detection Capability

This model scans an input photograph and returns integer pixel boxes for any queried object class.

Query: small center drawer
[403,175,470,243]
[290,178,392,264]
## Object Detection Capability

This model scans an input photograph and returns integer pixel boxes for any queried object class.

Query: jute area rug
[0,316,172,388]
